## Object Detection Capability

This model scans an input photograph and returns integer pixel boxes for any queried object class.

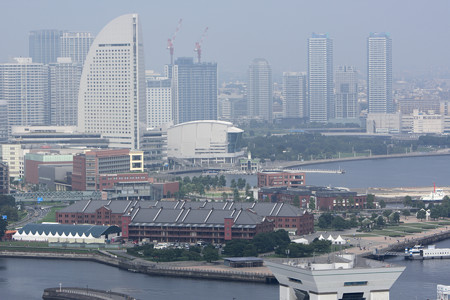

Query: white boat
[405,244,450,260]
[420,184,446,201]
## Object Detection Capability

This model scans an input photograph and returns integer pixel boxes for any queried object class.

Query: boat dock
[286,168,345,174]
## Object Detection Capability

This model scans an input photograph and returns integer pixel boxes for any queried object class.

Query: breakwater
[42,287,135,300]
[0,250,276,284]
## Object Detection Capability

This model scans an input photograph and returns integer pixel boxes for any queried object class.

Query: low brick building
[57,200,313,242]
[259,186,367,211]
[257,171,305,188]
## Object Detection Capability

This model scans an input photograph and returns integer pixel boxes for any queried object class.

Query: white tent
[318,234,325,240]
[333,235,346,245]
[292,238,309,245]
[327,235,335,242]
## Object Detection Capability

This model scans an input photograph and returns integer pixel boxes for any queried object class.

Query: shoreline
[277,149,450,169]
[1,222,449,283]
[0,250,276,284]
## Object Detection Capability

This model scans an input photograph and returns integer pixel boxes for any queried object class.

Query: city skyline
[0,0,449,78]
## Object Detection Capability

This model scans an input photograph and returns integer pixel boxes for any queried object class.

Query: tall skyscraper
[29,29,62,64]
[247,58,273,122]
[60,32,95,65]
[146,76,172,128]
[334,66,358,119]
[171,57,217,124]
[0,58,48,131]
[282,72,307,119]
[308,33,333,123]
[49,57,82,126]
[368,32,392,113]
[78,14,146,150]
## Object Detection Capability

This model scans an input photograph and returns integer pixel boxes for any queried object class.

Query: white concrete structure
[266,254,405,300]
[437,284,450,300]
[412,110,444,134]
[0,144,28,179]
[282,72,307,119]
[366,113,402,134]
[368,33,393,114]
[248,58,273,122]
[49,57,82,126]
[167,120,244,165]
[78,14,146,149]
[0,58,48,130]
[146,76,172,128]
[60,32,94,64]
[334,66,358,119]
[308,33,333,123]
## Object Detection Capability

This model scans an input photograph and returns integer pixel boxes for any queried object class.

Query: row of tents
[292,234,346,245]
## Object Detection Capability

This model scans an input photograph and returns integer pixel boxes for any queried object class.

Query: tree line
[242,133,450,162]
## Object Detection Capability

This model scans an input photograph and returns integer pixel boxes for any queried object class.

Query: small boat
[405,245,450,260]
[420,183,446,201]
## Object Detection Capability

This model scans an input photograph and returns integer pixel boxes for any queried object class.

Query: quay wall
[0,250,276,284]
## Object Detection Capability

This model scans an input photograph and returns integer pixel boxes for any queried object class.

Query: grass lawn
[38,206,65,223]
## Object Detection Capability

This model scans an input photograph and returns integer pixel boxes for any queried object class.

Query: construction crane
[194,27,208,63]
[167,19,183,65]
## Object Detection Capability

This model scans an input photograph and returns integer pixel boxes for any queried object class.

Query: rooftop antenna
[167,19,183,65]
[194,27,209,63]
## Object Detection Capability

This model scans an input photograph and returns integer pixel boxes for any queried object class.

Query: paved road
[7,205,51,230]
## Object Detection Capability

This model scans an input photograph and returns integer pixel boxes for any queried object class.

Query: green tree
[382,209,392,218]
[348,196,355,208]
[402,209,411,216]
[377,216,385,227]
[237,178,246,190]
[318,213,333,229]
[0,218,7,239]
[203,245,219,262]
[308,197,316,210]
[430,207,440,220]
[233,188,240,202]
[331,216,347,230]
[293,195,300,207]
[379,199,386,209]
[230,179,237,189]
[416,209,426,221]
[218,175,226,188]
[366,194,375,209]
[403,196,413,207]
[222,192,228,201]
[245,183,251,196]
[391,212,400,223]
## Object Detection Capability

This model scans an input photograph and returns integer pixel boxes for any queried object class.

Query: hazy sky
[1,0,449,79]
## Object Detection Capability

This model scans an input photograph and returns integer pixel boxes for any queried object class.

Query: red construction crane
[167,19,183,65]
[194,27,208,63]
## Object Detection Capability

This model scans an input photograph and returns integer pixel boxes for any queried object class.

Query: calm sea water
[1,156,449,299]
[223,155,450,189]
[0,240,449,299]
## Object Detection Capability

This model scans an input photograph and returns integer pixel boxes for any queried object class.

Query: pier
[285,168,345,174]
[42,287,135,300]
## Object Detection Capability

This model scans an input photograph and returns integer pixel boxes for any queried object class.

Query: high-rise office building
[0,58,48,131]
[308,33,333,123]
[49,57,82,126]
[0,101,7,142]
[60,32,94,64]
[29,29,62,65]
[78,14,146,150]
[171,57,217,124]
[368,32,392,113]
[282,72,307,119]
[334,66,358,119]
[247,58,273,122]
[146,77,172,128]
